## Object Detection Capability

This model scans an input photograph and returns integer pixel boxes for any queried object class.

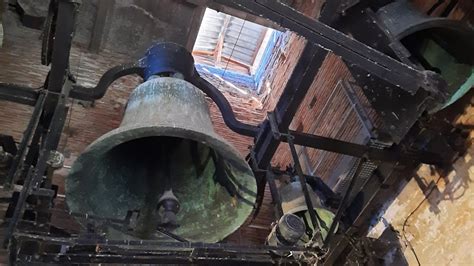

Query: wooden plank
[185,4,206,51]
[0,0,3,47]
[89,0,114,53]
[192,50,214,56]
[186,0,284,30]
[214,15,231,65]
[222,55,251,74]
[250,28,267,66]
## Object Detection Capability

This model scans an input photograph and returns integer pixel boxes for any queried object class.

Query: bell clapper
[157,189,180,229]
[155,139,181,229]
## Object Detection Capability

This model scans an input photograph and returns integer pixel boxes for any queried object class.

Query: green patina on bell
[377,1,474,112]
[417,39,474,111]
[66,76,257,243]
[279,181,336,245]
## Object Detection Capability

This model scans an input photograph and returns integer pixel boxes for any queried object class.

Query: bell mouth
[400,27,474,111]
[66,126,257,243]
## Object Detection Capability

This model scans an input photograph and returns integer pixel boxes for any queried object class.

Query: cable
[60,99,74,152]
[219,18,246,90]
[427,0,445,15]
[60,49,84,152]
[401,175,443,266]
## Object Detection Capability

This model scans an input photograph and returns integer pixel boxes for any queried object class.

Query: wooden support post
[214,14,231,66]
[185,4,206,51]
[89,0,114,53]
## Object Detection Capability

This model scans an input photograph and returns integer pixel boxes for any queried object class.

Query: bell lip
[66,125,257,243]
[392,18,474,42]
[70,125,254,175]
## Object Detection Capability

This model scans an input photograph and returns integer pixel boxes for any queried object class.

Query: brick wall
[269,53,381,182]
[0,9,272,242]
[226,0,381,242]
[0,21,266,157]
[256,19,380,187]
[256,0,474,184]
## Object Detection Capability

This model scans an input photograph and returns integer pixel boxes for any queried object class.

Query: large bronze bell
[66,44,257,243]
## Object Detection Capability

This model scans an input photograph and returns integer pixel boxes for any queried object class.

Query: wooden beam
[214,14,231,65]
[89,0,114,53]
[192,50,214,56]
[0,0,4,47]
[221,55,251,74]
[193,51,252,74]
[185,0,284,30]
[250,28,268,66]
[185,3,206,51]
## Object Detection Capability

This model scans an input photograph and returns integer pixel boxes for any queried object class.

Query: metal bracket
[337,0,360,14]
[4,91,47,186]
[266,170,283,219]
[286,132,328,248]
[267,111,281,140]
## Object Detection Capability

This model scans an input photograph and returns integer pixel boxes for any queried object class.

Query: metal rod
[3,94,68,247]
[0,83,39,106]
[3,167,34,247]
[45,0,77,94]
[69,63,145,100]
[286,134,326,244]
[266,170,283,219]
[31,96,69,190]
[13,232,314,252]
[17,124,43,182]
[285,130,446,165]
[323,159,365,248]
[19,253,278,265]
[191,73,260,137]
[0,65,144,105]
[156,227,189,243]
[4,91,46,186]
[303,174,337,203]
